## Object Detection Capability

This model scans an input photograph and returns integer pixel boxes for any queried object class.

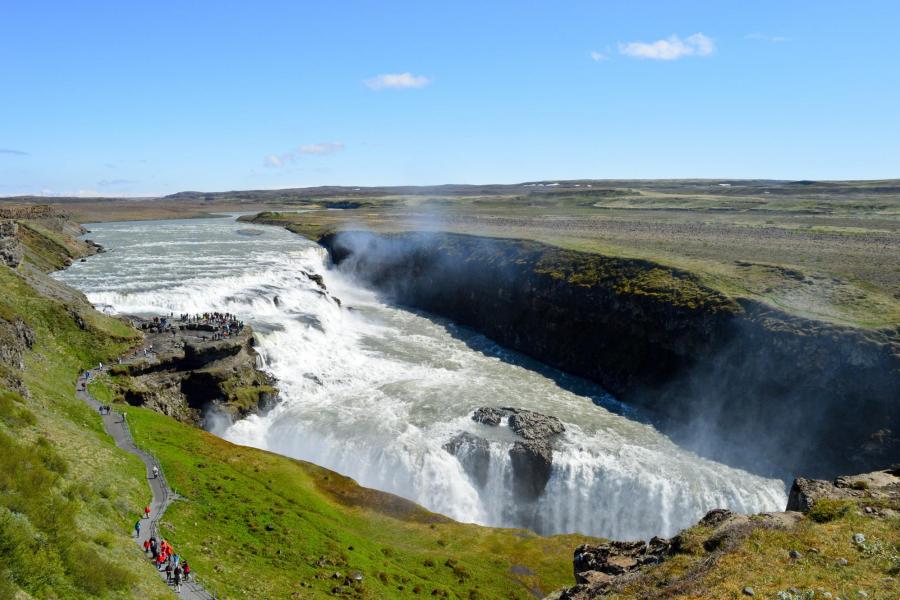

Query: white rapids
[55,215,787,539]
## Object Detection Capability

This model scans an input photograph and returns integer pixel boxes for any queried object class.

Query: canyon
[318,230,899,479]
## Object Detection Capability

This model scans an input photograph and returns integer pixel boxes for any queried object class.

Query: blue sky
[1,1,898,196]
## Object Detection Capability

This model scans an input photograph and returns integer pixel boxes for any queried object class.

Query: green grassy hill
[0,223,168,598]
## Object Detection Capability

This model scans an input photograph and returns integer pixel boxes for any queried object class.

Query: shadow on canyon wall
[320,230,900,481]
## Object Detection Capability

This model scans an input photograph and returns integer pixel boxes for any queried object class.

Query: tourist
[165,562,173,584]
[144,504,151,519]
[143,538,151,554]
[134,520,141,537]
[152,465,159,478]
[182,561,190,582]
[173,565,183,591]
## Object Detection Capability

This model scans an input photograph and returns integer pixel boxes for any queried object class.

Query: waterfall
[55,215,788,539]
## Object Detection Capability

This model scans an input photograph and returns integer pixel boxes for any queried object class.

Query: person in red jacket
[144,504,151,519]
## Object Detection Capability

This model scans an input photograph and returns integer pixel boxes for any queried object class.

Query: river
[55,214,787,539]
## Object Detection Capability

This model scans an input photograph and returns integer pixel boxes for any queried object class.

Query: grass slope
[0,262,169,598]
[124,406,594,599]
[609,500,899,599]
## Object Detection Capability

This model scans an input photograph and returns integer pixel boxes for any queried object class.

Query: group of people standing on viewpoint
[179,311,245,340]
[135,502,192,593]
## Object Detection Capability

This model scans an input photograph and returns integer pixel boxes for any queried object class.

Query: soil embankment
[318,230,899,479]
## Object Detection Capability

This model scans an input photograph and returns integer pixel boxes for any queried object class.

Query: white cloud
[589,50,609,62]
[299,142,345,155]
[264,142,345,167]
[0,148,28,156]
[619,33,715,60]
[364,72,431,90]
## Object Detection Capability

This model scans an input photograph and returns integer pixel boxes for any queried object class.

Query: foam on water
[55,215,787,539]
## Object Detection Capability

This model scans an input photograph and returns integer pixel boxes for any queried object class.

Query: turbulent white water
[56,215,787,539]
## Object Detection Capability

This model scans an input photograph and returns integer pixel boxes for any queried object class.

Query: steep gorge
[319,230,899,479]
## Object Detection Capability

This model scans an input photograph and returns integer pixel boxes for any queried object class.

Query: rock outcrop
[0,316,35,394]
[555,508,804,599]
[443,432,491,488]
[553,467,899,599]
[321,230,900,478]
[0,220,23,268]
[787,466,900,512]
[111,318,276,425]
[446,406,565,499]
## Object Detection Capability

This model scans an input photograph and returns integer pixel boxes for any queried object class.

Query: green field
[219,179,900,329]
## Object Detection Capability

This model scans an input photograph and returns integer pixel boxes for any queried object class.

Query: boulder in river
[508,408,565,440]
[509,440,554,499]
[443,432,491,489]
[454,406,566,499]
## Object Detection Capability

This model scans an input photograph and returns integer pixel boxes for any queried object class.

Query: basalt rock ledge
[320,230,900,479]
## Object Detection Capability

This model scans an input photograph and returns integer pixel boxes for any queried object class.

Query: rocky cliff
[319,231,899,479]
[0,219,23,268]
[109,319,276,426]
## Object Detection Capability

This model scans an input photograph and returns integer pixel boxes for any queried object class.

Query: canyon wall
[320,230,899,479]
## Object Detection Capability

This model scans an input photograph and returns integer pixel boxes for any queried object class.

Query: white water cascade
[56,215,787,539]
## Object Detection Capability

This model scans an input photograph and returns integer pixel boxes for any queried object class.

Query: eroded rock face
[322,230,900,479]
[472,406,506,427]
[0,316,35,393]
[0,220,23,268]
[508,409,565,440]
[445,406,566,500]
[559,538,673,599]
[114,318,276,425]
[443,432,491,488]
[787,467,900,512]
[509,440,554,498]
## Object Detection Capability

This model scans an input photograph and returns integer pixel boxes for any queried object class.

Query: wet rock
[742,587,755,597]
[789,550,802,559]
[508,409,565,441]
[852,533,865,544]
[301,270,327,291]
[472,406,507,427]
[466,406,566,499]
[443,432,491,488]
[509,440,554,499]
